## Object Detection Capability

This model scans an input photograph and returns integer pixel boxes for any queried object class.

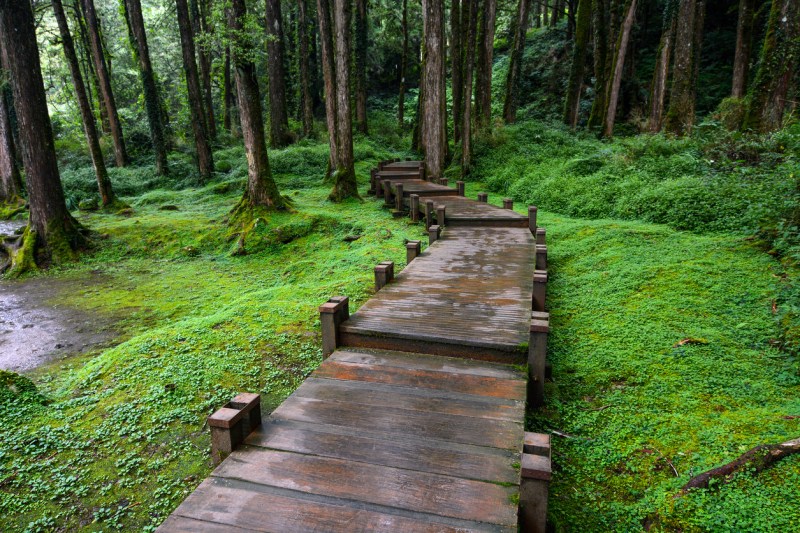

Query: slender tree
[532,0,541,28]
[354,0,368,134]
[587,0,609,129]
[451,0,462,140]
[52,0,117,207]
[663,0,705,136]
[317,0,339,173]
[731,0,755,98]
[602,0,637,137]
[297,0,314,137]
[176,0,214,180]
[0,0,86,268]
[398,0,409,128]
[227,0,285,210]
[72,3,110,135]
[503,0,530,124]
[474,0,496,129]
[421,0,447,179]
[563,0,590,127]
[266,0,292,147]
[461,0,478,176]
[191,0,216,142]
[122,0,169,174]
[647,4,677,132]
[223,45,234,134]
[80,0,128,166]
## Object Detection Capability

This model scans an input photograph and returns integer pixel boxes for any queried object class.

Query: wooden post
[425,200,435,230]
[420,162,427,181]
[375,261,395,291]
[532,270,547,312]
[536,228,546,245]
[410,194,420,222]
[503,198,513,210]
[520,432,551,533]
[395,182,404,212]
[319,296,349,357]
[478,192,488,202]
[379,260,395,281]
[208,393,262,465]
[528,312,549,407]
[406,240,421,263]
[457,180,465,196]
[383,180,392,206]
[229,393,262,436]
[369,169,376,194]
[439,177,448,186]
[536,245,547,270]
[428,224,441,244]
[436,205,446,227]
[528,205,538,234]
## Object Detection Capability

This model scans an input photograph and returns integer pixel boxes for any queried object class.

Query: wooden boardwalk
[159,161,551,532]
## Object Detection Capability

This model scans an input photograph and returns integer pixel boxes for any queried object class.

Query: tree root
[678,437,800,495]
[0,226,36,277]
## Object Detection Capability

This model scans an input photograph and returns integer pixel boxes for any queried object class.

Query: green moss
[7,226,37,278]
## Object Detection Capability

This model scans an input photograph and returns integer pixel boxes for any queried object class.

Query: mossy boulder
[78,198,99,211]
[0,370,47,406]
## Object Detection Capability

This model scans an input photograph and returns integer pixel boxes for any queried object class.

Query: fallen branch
[654,448,679,477]
[678,437,800,495]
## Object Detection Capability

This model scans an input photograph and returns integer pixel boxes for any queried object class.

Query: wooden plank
[212,448,520,526]
[158,515,260,532]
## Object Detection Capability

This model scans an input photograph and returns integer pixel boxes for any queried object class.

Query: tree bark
[587,0,608,130]
[80,0,127,166]
[354,0,368,134]
[52,0,116,206]
[297,0,313,137]
[0,0,85,265]
[474,0,496,129]
[451,0,462,141]
[743,0,800,133]
[731,0,755,98]
[223,46,235,135]
[227,0,285,210]
[123,0,169,174]
[503,0,530,124]
[460,0,478,176]
[421,0,447,180]
[72,3,110,135]
[0,54,21,203]
[266,0,292,147]
[328,0,359,201]
[176,0,214,181]
[647,9,676,132]
[663,0,703,136]
[317,0,339,174]
[532,0,540,28]
[398,0,409,129]
[191,0,216,142]
[563,0,590,127]
[602,0,637,138]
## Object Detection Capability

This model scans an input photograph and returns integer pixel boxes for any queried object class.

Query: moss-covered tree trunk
[354,0,368,135]
[460,0,478,176]
[72,6,111,135]
[647,5,676,132]
[503,0,530,124]
[317,0,339,176]
[297,0,314,137]
[602,0,636,138]
[398,0,409,129]
[587,0,609,130]
[0,58,21,204]
[451,0,463,141]
[421,0,447,180]
[743,0,800,133]
[80,0,128,167]
[223,46,235,135]
[474,0,496,130]
[227,0,285,210]
[190,0,216,142]
[123,0,168,175]
[664,0,704,136]
[266,0,292,148]
[563,0,591,128]
[0,0,86,270]
[52,0,117,207]
[731,0,755,98]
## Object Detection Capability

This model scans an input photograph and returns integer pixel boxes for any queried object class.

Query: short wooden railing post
[478,192,488,202]
[410,194,420,222]
[528,206,538,234]
[374,176,383,199]
[436,205,446,227]
[420,163,427,181]
[383,180,393,206]
[369,169,376,194]
[425,200,435,230]
[406,240,421,263]
[528,312,549,407]
[374,261,395,291]
[536,228,546,245]
[532,270,547,312]
[208,393,262,466]
[503,198,514,210]
[395,183,404,212]
[429,224,441,244]
[457,181,465,196]
[319,296,349,357]
[439,177,448,187]
[535,245,547,270]
[519,432,551,533]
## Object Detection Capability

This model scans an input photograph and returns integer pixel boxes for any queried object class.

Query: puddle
[0,219,26,235]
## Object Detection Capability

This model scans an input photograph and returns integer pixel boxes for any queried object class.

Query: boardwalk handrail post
[533,270,547,312]
[383,180,393,206]
[439,177,448,186]
[375,261,395,291]
[374,176,383,199]
[503,198,514,210]
[368,169,375,194]
[419,161,426,180]
[528,312,549,407]
[528,206,538,234]
[406,240,422,263]
[395,183,404,212]
[536,228,546,245]
[478,192,488,202]
[410,194,420,222]
[425,200,435,230]
[436,205,446,227]
[320,296,349,357]
[457,181,465,196]
[535,245,547,270]
[520,432,552,533]
[428,224,441,244]
[208,393,262,465]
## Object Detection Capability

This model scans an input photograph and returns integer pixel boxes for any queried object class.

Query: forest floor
[1,131,799,531]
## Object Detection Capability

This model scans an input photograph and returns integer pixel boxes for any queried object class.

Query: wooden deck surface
[409,195,529,227]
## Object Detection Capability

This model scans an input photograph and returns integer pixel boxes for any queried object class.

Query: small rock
[343,235,362,242]
[116,207,135,217]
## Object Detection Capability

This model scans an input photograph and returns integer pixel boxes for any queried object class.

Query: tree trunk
[0,54,21,203]
[123,0,168,174]
[743,0,799,133]
[647,9,676,132]
[0,0,86,266]
[663,0,703,136]
[354,0,368,134]
[566,0,576,39]
[191,0,216,142]
[72,3,110,135]
[587,0,608,130]
[223,46,236,135]
[563,0,590,127]
[503,0,529,124]
[474,0,496,129]
[398,0,409,128]
[317,0,339,174]
[602,0,637,138]
[297,0,313,137]
[176,0,214,181]
[421,0,447,180]
[266,0,292,147]
[227,0,285,210]
[80,0,127,166]
[52,0,117,206]
[460,0,478,176]
[532,0,540,28]
[731,0,755,98]
[451,0,462,141]
[328,0,359,201]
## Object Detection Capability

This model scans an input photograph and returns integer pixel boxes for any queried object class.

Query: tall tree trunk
[602,0,637,138]
[73,3,110,135]
[191,0,216,142]
[563,0,590,127]
[663,0,703,136]
[317,0,339,174]
[461,0,478,176]
[587,0,608,129]
[176,0,214,181]
[123,0,168,174]
[566,0,576,39]
[647,8,676,132]
[451,0,462,141]
[503,0,530,124]
[52,0,116,206]
[0,0,85,265]
[731,0,755,98]
[297,0,313,137]
[474,0,496,129]
[532,0,540,28]
[398,0,409,128]
[354,0,368,134]
[0,59,21,203]
[329,0,359,201]
[743,0,799,132]
[227,0,285,210]
[421,0,447,180]
[266,0,292,147]
[80,0,127,166]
